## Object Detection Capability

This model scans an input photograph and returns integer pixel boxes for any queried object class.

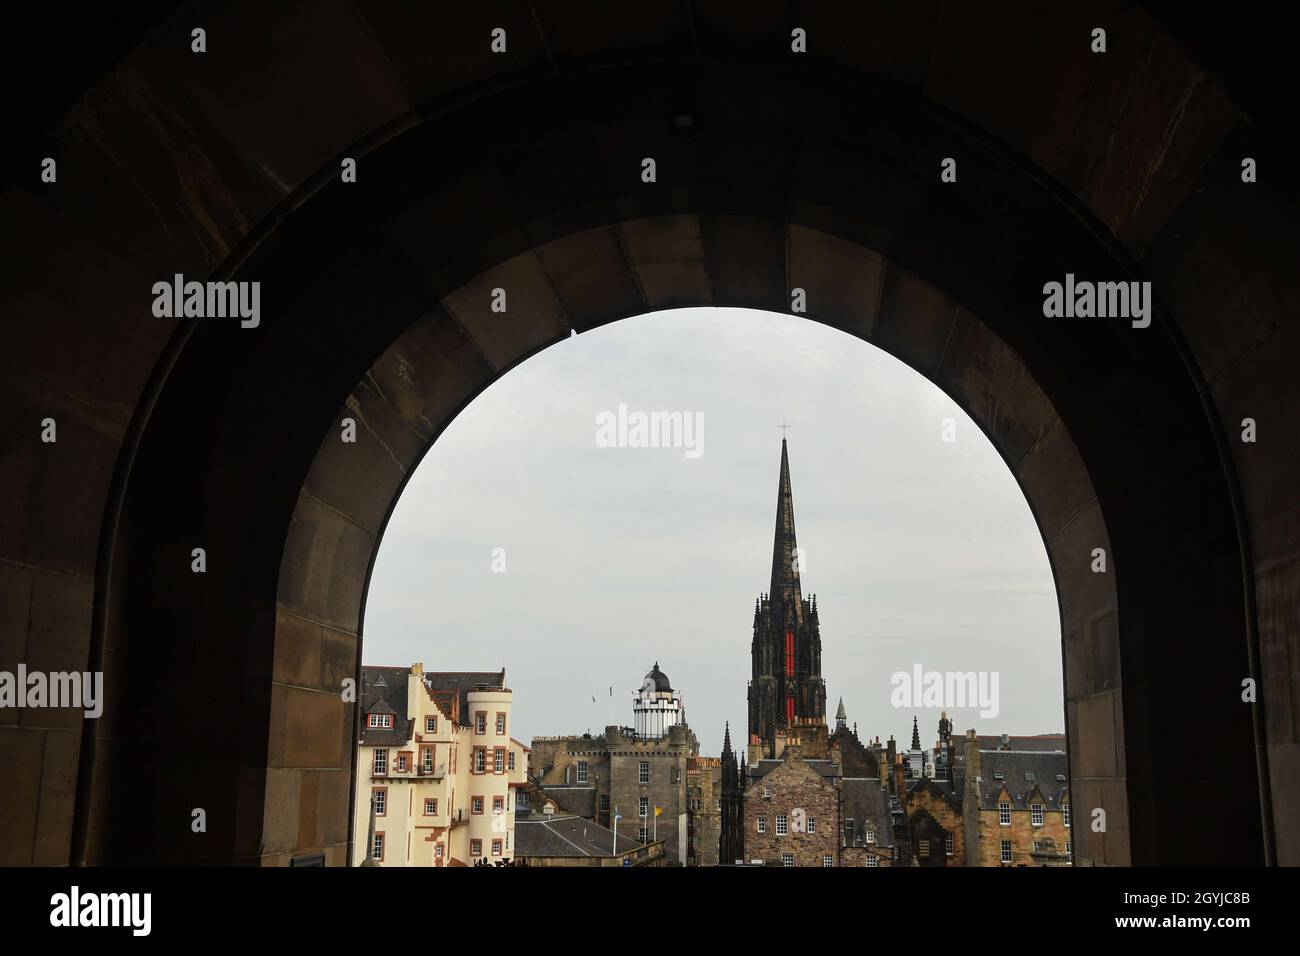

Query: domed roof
[645,662,673,692]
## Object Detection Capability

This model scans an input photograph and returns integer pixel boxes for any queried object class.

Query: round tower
[633,662,682,739]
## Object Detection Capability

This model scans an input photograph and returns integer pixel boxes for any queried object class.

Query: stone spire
[911,714,921,751]
[768,437,803,627]
[835,697,847,731]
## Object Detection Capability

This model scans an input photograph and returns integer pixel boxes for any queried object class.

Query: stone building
[352,664,528,866]
[686,755,721,866]
[884,720,1070,866]
[529,663,702,864]
[961,730,1071,866]
[722,440,900,867]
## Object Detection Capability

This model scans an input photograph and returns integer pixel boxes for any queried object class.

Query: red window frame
[471,796,484,815]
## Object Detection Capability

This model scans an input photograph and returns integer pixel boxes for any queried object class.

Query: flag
[655,806,662,817]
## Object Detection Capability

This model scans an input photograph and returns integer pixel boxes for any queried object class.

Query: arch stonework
[0,3,1295,867]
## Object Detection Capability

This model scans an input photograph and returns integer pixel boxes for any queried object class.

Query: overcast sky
[362,307,1063,757]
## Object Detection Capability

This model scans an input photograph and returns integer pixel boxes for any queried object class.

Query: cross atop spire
[778,420,790,440]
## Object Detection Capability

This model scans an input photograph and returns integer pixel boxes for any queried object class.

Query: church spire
[769,437,803,625]
[911,714,921,751]
[835,697,847,731]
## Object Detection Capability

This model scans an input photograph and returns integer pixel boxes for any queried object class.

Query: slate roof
[841,778,895,848]
[359,665,415,746]
[535,785,597,819]
[424,669,506,725]
[514,815,648,859]
[974,750,1069,810]
[358,666,507,745]
[747,758,840,782]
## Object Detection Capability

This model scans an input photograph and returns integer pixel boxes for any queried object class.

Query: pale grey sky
[362,308,1063,757]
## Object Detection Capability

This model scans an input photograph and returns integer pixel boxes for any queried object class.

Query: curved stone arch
[270,217,1112,867]
[92,58,1257,867]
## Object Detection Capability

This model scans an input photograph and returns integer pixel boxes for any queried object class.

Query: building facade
[529,664,701,864]
[352,664,528,867]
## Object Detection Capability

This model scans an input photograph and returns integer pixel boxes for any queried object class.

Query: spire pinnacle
[911,715,921,751]
[769,437,804,624]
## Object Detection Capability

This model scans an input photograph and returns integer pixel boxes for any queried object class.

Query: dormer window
[368,713,393,729]
[999,802,1011,826]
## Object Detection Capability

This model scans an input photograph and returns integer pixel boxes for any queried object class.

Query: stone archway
[2,3,1294,868]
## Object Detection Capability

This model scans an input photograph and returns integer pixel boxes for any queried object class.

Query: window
[508,751,516,772]
[373,749,388,775]
[639,797,649,818]
[492,839,503,856]
[475,712,487,735]
[1000,840,1013,864]
[371,832,384,861]
[1065,841,1072,854]
[776,814,788,836]
[494,749,505,774]
[1031,803,1044,827]
[757,817,766,834]
[368,713,393,728]
[576,760,589,784]
[396,754,408,772]
[471,796,484,814]
[471,839,482,856]
[865,855,878,868]
[918,839,930,858]
[435,844,444,859]
[474,749,485,774]
[998,802,1011,826]
[1064,804,1071,828]
[1033,841,1042,851]
[823,855,834,868]
[639,761,650,784]
[424,798,437,815]
[782,853,794,867]
[600,795,609,813]
[496,713,506,735]
[866,829,876,845]
[425,716,437,733]
[493,795,505,815]
[372,789,386,816]
[519,790,530,808]
[639,827,648,843]
[807,817,816,834]
[764,786,772,799]
[945,833,954,856]
[421,747,433,772]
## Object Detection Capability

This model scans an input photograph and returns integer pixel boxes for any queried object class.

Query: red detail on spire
[785,631,795,676]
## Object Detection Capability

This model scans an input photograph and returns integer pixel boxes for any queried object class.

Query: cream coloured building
[352,664,528,866]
